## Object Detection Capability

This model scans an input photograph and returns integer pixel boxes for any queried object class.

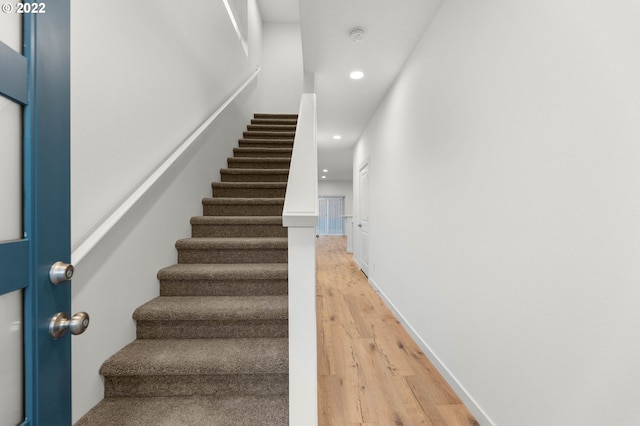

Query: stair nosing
[211,182,287,188]
[99,338,288,376]
[133,295,288,321]
[175,237,288,250]
[157,263,288,280]
[220,168,289,174]
[190,216,282,225]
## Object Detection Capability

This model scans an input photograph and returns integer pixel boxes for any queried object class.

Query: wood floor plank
[316,236,478,426]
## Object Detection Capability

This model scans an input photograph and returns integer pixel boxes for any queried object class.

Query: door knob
[49,261,74,285]
[49,312,90,339]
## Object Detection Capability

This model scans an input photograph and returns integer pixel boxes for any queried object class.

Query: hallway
[316,236,478,425]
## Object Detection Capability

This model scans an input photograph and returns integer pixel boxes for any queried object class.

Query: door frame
[355,156,370,275]
[0,4,72,425]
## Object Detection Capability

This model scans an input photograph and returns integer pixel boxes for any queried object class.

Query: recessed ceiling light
[323,169,328,173]
[332,135,342,140]
[321,175,327,179]
[349,70,364,80]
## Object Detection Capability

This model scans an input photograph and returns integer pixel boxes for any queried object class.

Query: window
[317,196,344,236]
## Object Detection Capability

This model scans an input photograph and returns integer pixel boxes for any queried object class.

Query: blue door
[0,2,72,425]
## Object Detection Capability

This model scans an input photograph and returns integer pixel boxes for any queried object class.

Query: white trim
[71,68,261,265]
[282,94,318,226]
[368,276,494,426]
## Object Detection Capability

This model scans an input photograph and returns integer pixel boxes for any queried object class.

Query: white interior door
[357,161,370,275]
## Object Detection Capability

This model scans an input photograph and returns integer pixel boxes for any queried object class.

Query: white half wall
[258,23,303,113]
[353,2,640,425]
[70,0,262,421]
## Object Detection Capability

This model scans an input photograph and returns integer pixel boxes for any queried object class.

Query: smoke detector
[349,28,366,42]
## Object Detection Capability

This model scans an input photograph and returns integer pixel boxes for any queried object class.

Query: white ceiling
[257,0,443,181]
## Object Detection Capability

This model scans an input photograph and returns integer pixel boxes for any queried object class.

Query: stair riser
[136,320,288,339]
[251,119,297,125]
[104,374,288,398]
[221,173,288,183]
[178,249,288,264]
[239,140,294,149]
[243,132,295,140]
[159,280,288,297]
[192,225,287,238]
[227,160,291,169]
[254,113,297,120]
[247,125,296,132]
[212,187,286,198]
[233,150,292,158]
[203,204,284,216]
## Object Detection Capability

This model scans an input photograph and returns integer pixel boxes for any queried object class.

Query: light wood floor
[316,236,478,426]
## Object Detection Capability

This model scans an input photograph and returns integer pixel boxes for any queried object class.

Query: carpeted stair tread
[254,113,297,120]
[242,131,295,139]
[251,117,297,125]
[158,278,287,298]
[190,216,282,226]
[133,296,287,321]
[190,216,286,238]
[238,138,294,148]
[202,197,284,205]
[227,157,291,169]
[74,395,288,426]
[100,338,287,376]
[220,168,289,183]
[157,263,287,281]
[211,182,287,198]
[232,147,293,157]
[220,168,289,176]
[246,124,296,132]
[176,237,287,250]
[201,197,284,216]
[157,263,288,297]
[212,182,288,189]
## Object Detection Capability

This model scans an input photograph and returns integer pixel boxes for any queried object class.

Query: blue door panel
[0,4,71,425]
[24,5,72,424]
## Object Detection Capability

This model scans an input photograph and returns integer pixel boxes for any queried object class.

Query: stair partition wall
[316,196,344,235]
[282,93,318,426]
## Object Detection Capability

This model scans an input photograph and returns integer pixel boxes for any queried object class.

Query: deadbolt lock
[49,261,74,285]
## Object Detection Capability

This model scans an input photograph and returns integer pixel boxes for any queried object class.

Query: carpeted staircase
[75,114,296,426]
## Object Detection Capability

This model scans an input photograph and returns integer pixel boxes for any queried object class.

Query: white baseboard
[367,277,493,426]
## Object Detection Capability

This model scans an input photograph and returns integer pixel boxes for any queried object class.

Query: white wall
[353,2,640,425]
[70,0,262,420]
[318,180,353,216]
[71,0,261,249]
[258,23,303,113]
